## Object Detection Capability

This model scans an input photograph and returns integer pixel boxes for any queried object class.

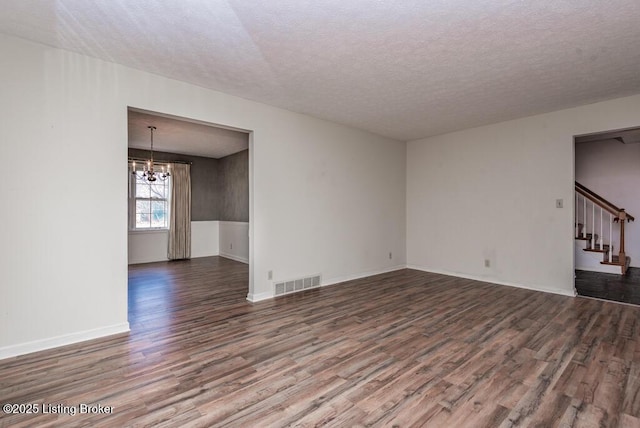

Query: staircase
[575,181,634,274]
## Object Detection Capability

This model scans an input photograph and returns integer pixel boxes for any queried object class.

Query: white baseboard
[322,264,407,287]
[246,291,272,302]
[0,322,130,360]
[575,265,622,275]
[219,252,249,264]
[246,265,407,303]
[406,264,576,297]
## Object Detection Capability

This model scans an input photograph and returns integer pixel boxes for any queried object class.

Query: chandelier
[131,126,170,182]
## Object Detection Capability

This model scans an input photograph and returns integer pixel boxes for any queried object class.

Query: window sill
[128,228,169,234]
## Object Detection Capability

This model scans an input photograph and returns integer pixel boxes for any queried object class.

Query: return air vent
[274,274,321,296]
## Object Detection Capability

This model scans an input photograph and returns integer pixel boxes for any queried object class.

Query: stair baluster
[591,202,595,248]
[600,206,603,250]
[575,193,579,237]
[582,196,588,238]
[609,213,613,263]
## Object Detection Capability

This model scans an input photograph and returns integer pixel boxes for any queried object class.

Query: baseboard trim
[246,264,407,303]
[246,291,272,303]
[0,322,130,360]
[575,265,623,275]
[219,252,249,264]
[322,265,407,287]
[406,264,576,297]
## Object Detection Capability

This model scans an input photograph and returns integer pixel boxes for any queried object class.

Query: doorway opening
[573,126,640,305]
[126,107,252,326]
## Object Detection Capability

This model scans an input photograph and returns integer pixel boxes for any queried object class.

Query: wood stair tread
[575,233,598,239]
[601,260,625,266]
[584,247,609,253]
[600,256,630,267]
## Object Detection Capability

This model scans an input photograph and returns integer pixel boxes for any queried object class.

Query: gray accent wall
[128,148,248,222]
[219,149,249,222]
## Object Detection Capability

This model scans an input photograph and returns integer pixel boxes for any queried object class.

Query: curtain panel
[168,163,191,260]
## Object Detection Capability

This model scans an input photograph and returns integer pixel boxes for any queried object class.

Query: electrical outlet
[230,243,233,250]
[484,259,490,268]
[268,270,273,280]
[556,199,563,208]
[389,252,393,259]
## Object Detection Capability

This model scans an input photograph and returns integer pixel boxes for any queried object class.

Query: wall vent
[274,274,321,296]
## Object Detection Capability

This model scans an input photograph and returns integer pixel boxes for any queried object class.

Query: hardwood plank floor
[2,256,640,427]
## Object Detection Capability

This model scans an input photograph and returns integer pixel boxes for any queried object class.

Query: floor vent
[274,274,321,296]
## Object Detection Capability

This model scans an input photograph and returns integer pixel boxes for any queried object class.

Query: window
[129,168,170,230]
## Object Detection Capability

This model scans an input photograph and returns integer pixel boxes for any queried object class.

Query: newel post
[619,209,627,272]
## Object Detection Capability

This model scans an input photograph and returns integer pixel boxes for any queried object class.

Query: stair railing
[575,181,634,272]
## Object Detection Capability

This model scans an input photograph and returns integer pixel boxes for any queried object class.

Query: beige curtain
[168,163,191,260]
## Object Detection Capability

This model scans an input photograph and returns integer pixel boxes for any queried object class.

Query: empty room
[2,1,640,426]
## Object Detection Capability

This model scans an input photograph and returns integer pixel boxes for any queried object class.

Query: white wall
[0,37,129,358]
[407,94,640,296]
[128,230,169,264]
[191,221,221,259]
[219,221,249,264]
[128,221,220,264]
[575,139,640,268]
[0,34,406,357]
[128,221,247,265]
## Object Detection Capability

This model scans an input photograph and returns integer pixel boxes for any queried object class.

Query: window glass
[129,166,170,229]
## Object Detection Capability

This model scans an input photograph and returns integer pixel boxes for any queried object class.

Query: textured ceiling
[128,109,248,159]
[2,1,640,141]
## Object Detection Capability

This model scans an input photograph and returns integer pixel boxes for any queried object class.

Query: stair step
[576,233,609,254]
[601,256,627,266]
[600,256,630,275]
[584,246,610,253]
[576,232,597,237]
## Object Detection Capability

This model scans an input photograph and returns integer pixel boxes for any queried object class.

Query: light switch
[556,199,563,208]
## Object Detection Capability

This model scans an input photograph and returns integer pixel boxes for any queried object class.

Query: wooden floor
[576,267,640,306]
[2,257,640,427]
